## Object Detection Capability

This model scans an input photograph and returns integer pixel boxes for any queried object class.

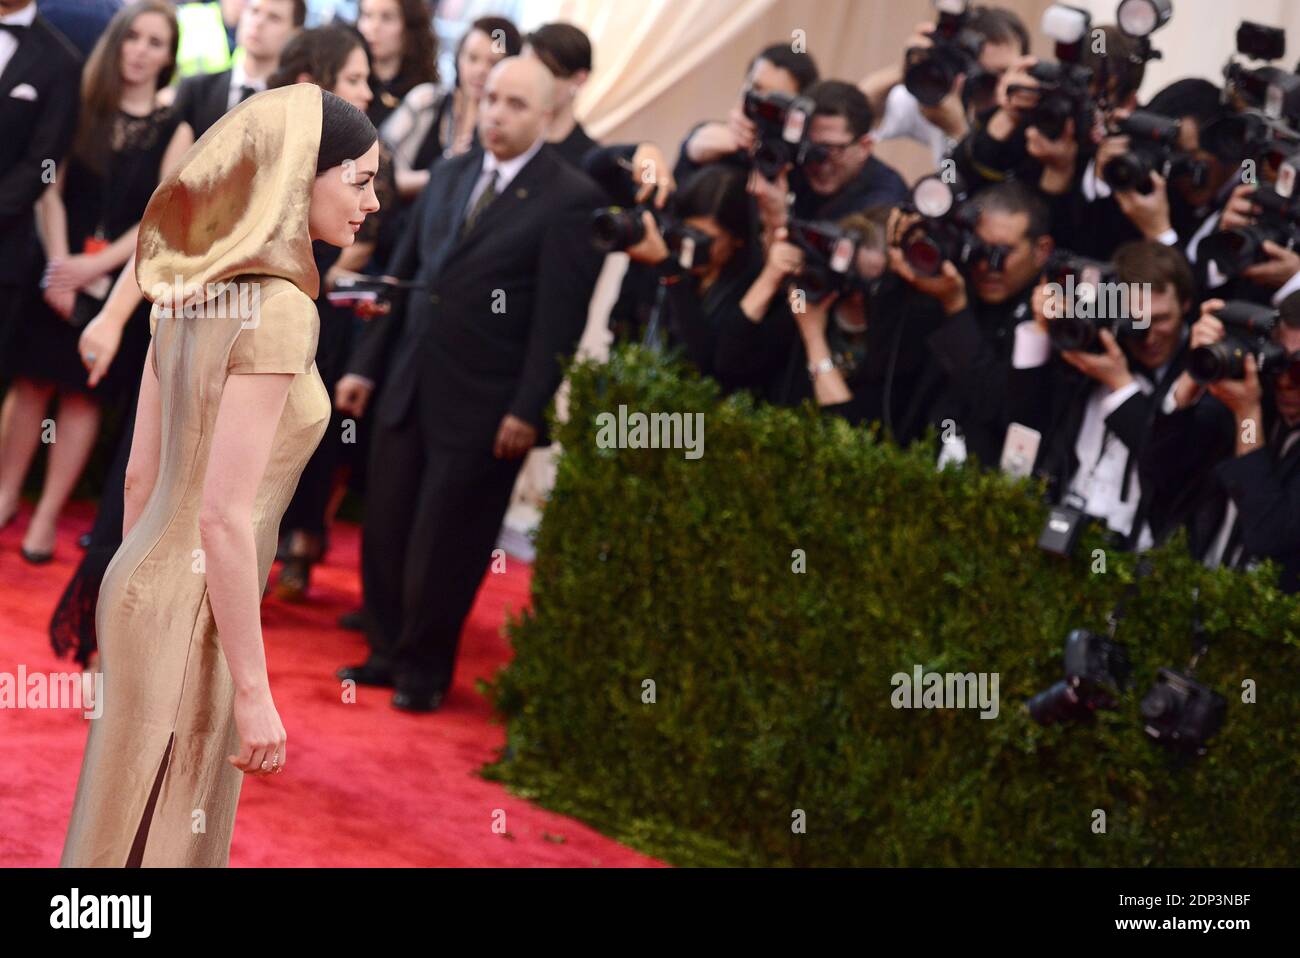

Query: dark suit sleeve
[925,306,1013,441]
[508,186,606,428]
[0,58,78,218]
[1215,446,1300,560]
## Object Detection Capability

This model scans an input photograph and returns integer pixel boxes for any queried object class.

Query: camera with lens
[742,87,815,180]
[1199,146,1300,277]
[1187,300,1293,383]
[590,206,715,272]
[1222,21,1300,121]
[898,172,1009,276]
[904,0,985,108]
[1040,250,1148,352]
[1028,627,1133,725]
[784,218,865,304]
[1140,667,1227,755]
[1101,110,1209,194]
[326,274,422,318]
[1006,4,1096,141]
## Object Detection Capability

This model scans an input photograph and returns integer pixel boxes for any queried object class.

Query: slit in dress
[125,730,175,867]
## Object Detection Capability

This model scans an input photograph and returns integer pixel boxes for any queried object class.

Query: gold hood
[136,83,322,311]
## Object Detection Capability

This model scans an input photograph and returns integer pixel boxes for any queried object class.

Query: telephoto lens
[1027,628,1132,725]
[591,206,649,253]
[1188,300,1287,383]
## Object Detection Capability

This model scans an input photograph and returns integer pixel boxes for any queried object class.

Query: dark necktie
[461,171,499,237]
[0,23,27,36]
[238,84,257,103]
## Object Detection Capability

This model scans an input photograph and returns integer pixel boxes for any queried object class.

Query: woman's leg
[22,390,102,555]
[0,378,55,524]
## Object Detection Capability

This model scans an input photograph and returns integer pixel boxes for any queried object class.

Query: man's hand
[1218,183,1259,232]
[888,247,967,315]
[1060,328,1134,392]
[763,226,804,280]
[990,54,1039,134]
[494,414,538,459]
[631,142,675,209]
[1207,352,1264,426]
[1166,301,1224,411]
[1241,239,1300,290]
[726,105,757,154]
[1027,117,1079,193]
[334,374,373,418]
[625,211,670,266]
[1115,170,1173,240]
[748,165,791,234]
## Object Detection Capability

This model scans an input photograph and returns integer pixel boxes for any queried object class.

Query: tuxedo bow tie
[0,23,28,36]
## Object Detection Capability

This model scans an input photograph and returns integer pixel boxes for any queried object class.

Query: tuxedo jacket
[174,68,232,140]
[347,144,606,451]
[1007,342,1189,548]
[0,14,80,284]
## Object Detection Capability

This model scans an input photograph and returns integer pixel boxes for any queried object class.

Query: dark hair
[969,6,1030,55]
[1280,290,1300,329]
[671,164,754,245]
[455,16,523,89]
[75,0,178,173]
[525,22,592,77]
[1114,240,1196,308]
[1081,25,1146,105]
[1147,78,1227,133]
[317,89,378,173]
[358,0,437,90]
[268,24,365,92]
[808,80,874,138]
[748,42,820,92]
[969,180,1050,239]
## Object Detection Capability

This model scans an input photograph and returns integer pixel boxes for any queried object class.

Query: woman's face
[309,140,381,247]
[332,46,373,113]
[358,0,404,63]
[458,28,505,100]
[684,215,739,275]
[119,11,174,90]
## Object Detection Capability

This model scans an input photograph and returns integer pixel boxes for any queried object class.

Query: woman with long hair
[60,84,380,867]
[0,0,186,563]
[355,0,436,129]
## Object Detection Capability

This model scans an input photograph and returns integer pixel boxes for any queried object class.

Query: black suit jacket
[0,14,80,284]
[174,68,231,140]
[348,144,605,451]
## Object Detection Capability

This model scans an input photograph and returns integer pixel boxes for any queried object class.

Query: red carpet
[0,500,663,868]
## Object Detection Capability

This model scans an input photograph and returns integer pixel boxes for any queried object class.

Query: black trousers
[358,397,526,693]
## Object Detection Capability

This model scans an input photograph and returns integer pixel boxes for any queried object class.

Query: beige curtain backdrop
[505,0,1057,546]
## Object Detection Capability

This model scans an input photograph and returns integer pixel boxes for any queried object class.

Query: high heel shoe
[273,556,311,601]
[21,545,54,564]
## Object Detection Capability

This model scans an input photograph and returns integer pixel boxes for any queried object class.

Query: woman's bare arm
[199,371,293,697]
[122,338,162,538]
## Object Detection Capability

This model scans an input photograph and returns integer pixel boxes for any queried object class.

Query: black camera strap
[641,281,670,353]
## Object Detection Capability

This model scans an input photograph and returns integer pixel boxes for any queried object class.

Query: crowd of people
[1,0,1298,716]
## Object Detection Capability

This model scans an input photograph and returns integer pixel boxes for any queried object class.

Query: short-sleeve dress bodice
[59,276,330,866]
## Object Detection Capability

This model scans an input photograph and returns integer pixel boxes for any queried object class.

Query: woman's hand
[44,253,107,293]
[228,686,287,776]
[79,309,124,387]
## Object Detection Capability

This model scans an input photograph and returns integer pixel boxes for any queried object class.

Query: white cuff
[1081,159,1109,202]
[1012,320,1052,369]
[1099,380,1142,419]
[1272,269,1300,306]
[1155,227,1178,247]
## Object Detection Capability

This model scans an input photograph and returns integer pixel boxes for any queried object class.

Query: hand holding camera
[1114,169,1173,240]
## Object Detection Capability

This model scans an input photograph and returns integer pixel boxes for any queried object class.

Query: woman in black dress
[355,0,437,130]
[0,0,188,568]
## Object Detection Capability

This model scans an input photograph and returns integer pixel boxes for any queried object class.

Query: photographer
[1008,241,1197,551]
[674,42,820,185]
[751,81,909,239]
[859,4,1029,164]
[891,180,1053,466]
[715,208,945,438]
[1152,294,1300,592]
[606,164,761,383]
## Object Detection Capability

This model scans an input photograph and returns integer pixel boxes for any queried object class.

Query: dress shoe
[336,662,394,687]
[337,609,364,631]
[391,687,444,713]
[21,545,54,564]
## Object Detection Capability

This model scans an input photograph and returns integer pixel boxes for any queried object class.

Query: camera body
[1042,250,1146,353]
[1019,60,1095,141]
[1028,627,1133,725]
[1140,667,1227,754]
[590,206,715,272]
[1222,21,1300,121]
[1188,300,1290,384]
[1101,110,1208,195]
[785,218,864,304]
[1199,146,1300,277]
[899,172,1009,277]
[904,0,985,108]
[743,87,816,180]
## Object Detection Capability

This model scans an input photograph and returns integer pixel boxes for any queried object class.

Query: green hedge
[481,346,1300,866]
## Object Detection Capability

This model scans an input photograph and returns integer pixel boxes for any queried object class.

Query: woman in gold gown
[60,83,381,867]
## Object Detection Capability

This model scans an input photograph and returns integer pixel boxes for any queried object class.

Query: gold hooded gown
[60,84,332,867]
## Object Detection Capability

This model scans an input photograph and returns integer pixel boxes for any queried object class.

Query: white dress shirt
[226,59,267,112]
[0,2,37,80]
[874,85,954,166]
